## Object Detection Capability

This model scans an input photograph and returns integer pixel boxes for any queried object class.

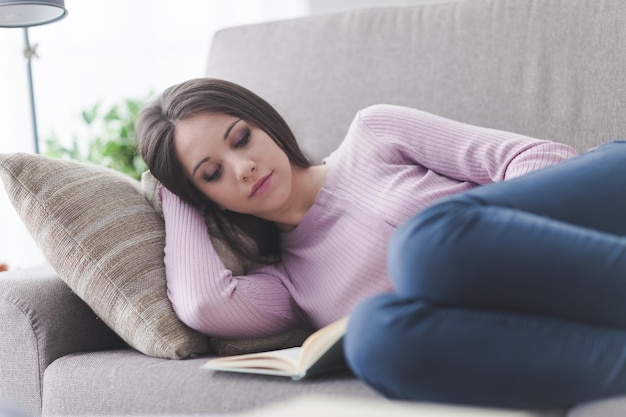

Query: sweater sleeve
[160,186,304,339]
[356,105,578,183]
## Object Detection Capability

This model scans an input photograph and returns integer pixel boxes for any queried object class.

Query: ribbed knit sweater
[161,105,578,338]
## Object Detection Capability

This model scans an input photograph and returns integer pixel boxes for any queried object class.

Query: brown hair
[136,78,311,264]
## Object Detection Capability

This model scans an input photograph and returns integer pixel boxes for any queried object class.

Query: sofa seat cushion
[42,350,379,416]
[43,350,578,417]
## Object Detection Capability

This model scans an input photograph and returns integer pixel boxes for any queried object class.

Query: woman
[136,78,626,408]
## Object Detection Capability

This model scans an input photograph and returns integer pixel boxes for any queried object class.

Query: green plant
[44,97,150,180]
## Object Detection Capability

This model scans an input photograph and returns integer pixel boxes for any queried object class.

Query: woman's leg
[389,141,626,327]
[344,141,626,407]
[345,293,626,408]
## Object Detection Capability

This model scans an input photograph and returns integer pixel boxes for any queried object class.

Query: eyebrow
[224,118,241,141]
[191,118,242,177]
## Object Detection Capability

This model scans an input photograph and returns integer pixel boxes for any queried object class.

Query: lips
[249,173,272,198]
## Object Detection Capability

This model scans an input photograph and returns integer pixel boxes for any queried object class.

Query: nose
[234,158,256,182]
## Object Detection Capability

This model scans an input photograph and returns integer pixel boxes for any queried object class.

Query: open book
[202,317,349,380]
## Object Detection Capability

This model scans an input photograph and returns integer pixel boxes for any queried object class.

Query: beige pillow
[0,153,209,359]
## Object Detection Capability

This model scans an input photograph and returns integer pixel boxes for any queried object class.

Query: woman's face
[174,112,293,219]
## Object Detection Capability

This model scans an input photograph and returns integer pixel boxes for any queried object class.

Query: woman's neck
[274,164,327,232]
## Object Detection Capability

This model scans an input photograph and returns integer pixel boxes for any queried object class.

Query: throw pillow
[0,153,209,359]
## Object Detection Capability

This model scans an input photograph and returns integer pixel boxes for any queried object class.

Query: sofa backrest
[207,0,625,163]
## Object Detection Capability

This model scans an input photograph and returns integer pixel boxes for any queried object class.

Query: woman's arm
[356,105,578,183]
[160,186,304,339]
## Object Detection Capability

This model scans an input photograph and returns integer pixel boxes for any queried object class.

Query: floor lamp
[0,0,68,154]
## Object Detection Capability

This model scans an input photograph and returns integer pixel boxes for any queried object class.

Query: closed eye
[234,129,250,148]
[202,164,222,182]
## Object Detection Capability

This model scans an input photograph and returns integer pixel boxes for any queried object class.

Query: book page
[299,317,348,369]
[203,347,301,375]
[202,317,350,379]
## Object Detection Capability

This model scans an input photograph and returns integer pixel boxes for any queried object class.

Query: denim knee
[345,293,442,399]
[387,196,482,294]
[344,293,400,394]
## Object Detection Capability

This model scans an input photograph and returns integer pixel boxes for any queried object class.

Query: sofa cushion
[42,350,378,415]
[207,0,626,162]
[0,152,209,359]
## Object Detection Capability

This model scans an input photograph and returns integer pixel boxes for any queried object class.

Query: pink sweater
[161,105,578,338]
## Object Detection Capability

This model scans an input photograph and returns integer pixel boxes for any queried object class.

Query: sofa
[1,0,626,416]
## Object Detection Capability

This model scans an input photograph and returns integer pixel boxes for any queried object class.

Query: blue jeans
[344,141,626,409]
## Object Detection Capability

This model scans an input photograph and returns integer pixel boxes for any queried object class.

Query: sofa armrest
[0,264,127,416]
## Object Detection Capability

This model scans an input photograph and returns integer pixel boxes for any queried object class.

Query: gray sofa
[2,0,626,416]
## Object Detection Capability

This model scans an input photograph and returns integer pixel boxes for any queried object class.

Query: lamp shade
[0,0,67,28]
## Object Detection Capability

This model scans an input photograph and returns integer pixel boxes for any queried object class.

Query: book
[202,316,349,380]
